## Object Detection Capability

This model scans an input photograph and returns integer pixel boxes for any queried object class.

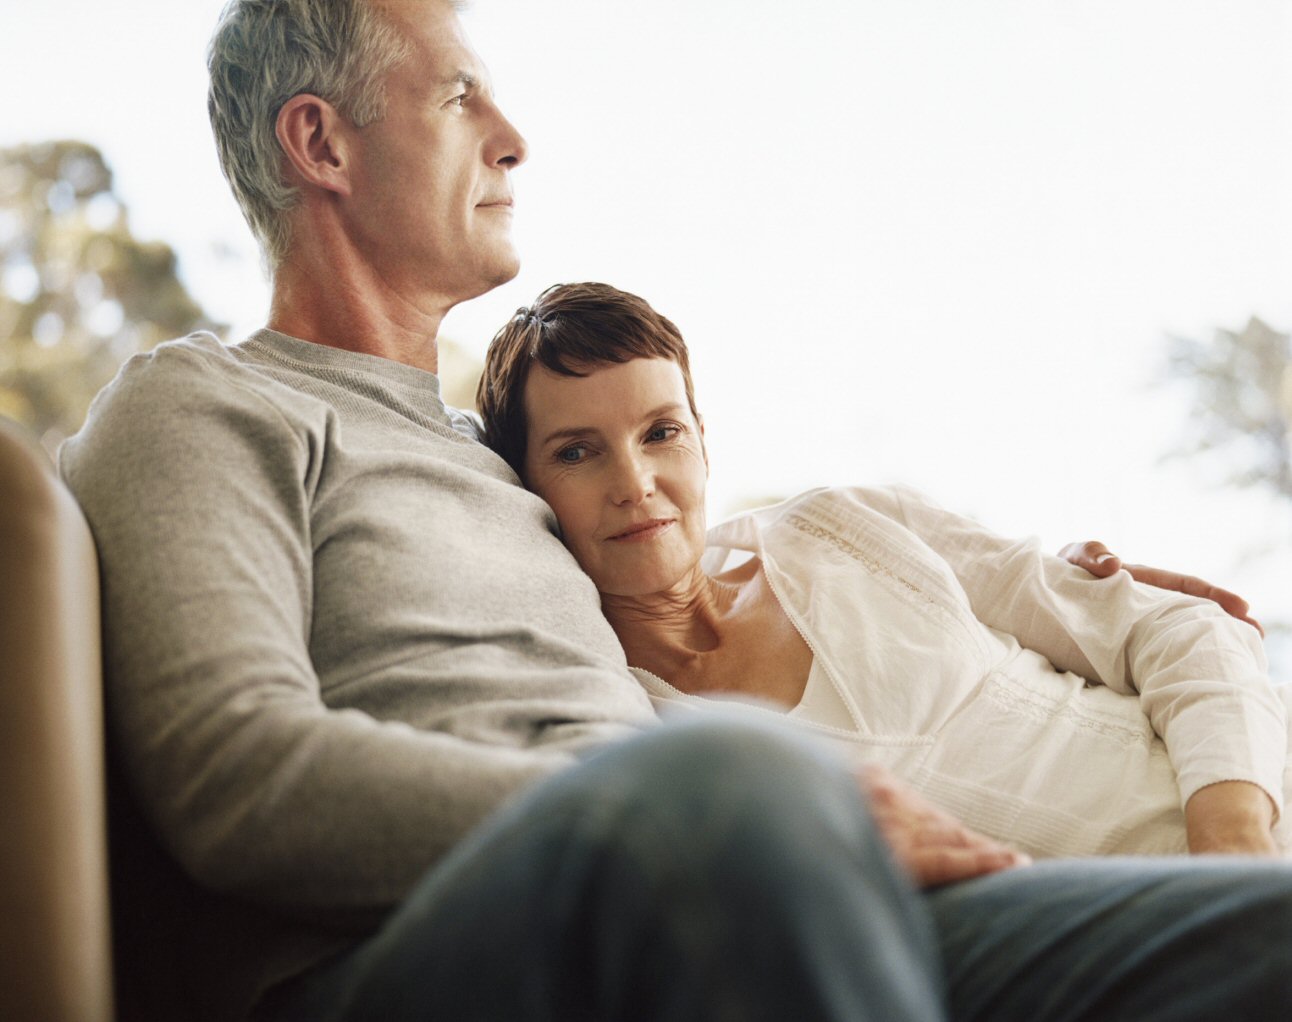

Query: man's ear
[275,94,352,197]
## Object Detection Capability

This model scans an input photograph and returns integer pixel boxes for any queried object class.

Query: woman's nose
[610,455,654,506]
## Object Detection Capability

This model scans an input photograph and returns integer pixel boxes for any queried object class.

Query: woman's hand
[1057,540,1264,636]
[1184,780,1278,856]
[855,763,1031,887]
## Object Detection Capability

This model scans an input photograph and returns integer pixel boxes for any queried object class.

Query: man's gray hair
[206,0,414,268]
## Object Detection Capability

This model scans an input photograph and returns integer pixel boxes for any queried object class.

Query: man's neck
[267,244,451,374]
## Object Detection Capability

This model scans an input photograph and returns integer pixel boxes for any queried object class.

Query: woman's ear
[698,414,709,477]
[275,94,352,197]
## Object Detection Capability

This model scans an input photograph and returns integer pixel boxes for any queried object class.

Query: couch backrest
[0,418,114,1022]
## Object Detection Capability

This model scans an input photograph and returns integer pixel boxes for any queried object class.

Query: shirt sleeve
[861,484,1287,818]
[60,343,584,923]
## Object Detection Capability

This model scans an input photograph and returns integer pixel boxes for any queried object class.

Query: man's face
[345,1,528,303]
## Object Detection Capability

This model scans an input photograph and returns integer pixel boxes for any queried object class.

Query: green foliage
[1167,317,1292,500]
[0,140,220,453]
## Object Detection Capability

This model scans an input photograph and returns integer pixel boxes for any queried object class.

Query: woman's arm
[854,486,1286,853]
[1184,781,1277,855]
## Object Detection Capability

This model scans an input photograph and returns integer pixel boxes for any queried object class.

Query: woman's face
[522,357,708,598]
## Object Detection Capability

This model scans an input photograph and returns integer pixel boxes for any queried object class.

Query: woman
[477,282,1291,860]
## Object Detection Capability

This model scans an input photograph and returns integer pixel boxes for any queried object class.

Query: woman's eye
[647,425,680,443]
[556,446,586,464]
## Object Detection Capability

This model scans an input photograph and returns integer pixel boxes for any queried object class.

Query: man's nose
[488,102,528,169]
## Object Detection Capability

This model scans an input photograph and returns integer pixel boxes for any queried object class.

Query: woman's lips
[606,519,675,542]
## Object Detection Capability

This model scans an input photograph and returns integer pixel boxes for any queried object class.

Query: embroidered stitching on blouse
[787,513,934,605]
[911,768,1137,857]
[982,675,1152,745]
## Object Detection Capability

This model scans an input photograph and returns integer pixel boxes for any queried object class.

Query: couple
[60,0,1292,1020]
[478,281,1290,861]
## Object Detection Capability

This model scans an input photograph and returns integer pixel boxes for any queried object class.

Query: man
[61,1,1292,1019]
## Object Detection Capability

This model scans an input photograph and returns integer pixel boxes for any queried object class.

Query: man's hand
[1058,540,1264,637]
[855,763,1031,888]
[1184,780,1279,856]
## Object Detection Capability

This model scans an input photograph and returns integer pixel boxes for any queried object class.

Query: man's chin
[459,252,521,302]
[489,252,522,288]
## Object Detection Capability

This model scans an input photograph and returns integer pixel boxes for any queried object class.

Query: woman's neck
[600,562,759,688]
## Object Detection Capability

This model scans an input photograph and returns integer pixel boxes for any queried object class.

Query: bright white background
[4,0,1290,668]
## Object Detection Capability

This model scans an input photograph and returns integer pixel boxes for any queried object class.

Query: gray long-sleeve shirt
[61,329,657,1016]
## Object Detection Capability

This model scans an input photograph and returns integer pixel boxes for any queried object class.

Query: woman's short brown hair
[476,282,700,480]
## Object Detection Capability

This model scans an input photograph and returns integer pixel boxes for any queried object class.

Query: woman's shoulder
[750,484,941,529]
[705,485,932,565]
[704,484,956,566]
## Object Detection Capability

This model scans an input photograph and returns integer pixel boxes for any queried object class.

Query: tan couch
[0,417,113,1021]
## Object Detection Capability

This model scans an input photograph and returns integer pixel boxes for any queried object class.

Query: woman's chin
[594,576,666,600]
[591,563,703,602]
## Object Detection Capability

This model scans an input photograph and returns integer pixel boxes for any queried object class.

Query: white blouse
[631,486,1292,858]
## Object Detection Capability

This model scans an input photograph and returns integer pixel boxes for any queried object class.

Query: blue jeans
[256,716,1292,1021]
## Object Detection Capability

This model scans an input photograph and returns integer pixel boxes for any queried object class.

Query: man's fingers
[1059,544,1266,638]
[1122,563,1201,596]
[1123,564,1265,637]
[1058,540,1121,578]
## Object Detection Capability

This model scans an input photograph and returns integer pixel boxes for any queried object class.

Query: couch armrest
[0,418,113,1022]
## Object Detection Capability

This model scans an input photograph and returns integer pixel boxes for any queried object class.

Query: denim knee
[263,713,944,1022]
[581,712,857,818]
[542,713,943,1021]
[556,711,894,890]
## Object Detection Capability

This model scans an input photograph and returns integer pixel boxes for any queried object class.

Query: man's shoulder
[71,331,277,423]
[59,331,317,492]
[114,329,311,395]
[88,328,341,426]
[123,329,241,372]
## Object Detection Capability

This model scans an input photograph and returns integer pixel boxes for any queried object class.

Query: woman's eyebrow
[536,404,687,448]
[537,425,598,448]
[641,402,686,419]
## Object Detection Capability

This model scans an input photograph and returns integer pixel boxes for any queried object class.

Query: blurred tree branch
[0,140,222,455]
[1165,317,1292,501]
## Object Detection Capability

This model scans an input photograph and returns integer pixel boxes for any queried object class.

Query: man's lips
[605,518,675,542]
[477,197,514,209]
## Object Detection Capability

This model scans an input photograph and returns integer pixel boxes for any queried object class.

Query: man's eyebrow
[443,70,479,89]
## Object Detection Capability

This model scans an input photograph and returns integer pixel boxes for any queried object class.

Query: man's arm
[59,341,642,921]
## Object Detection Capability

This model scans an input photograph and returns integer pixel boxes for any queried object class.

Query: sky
[3,0,1291,667]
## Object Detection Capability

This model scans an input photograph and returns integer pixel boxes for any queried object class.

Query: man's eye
[447,94,466,108]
